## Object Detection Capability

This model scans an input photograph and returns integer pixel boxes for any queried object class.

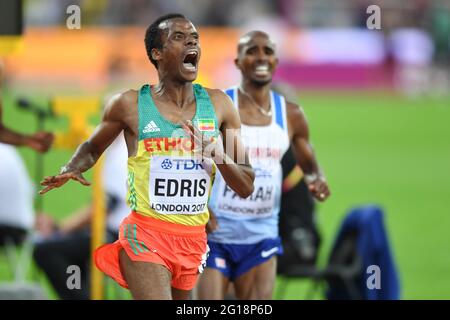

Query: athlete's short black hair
[145,13,187,68]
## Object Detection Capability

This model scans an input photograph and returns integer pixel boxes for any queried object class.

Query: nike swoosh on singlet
[261,247,279,258]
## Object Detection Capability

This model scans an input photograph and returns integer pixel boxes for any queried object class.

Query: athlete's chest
[241,124,288,168]
[150,99,196,125]
[238,107,272,127]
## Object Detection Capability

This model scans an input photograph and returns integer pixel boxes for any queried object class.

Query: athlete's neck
[239,80,271,109]
[153,80,195,109]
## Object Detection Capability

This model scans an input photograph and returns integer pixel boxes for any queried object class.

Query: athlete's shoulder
[285,100,309,136]
[203,87,234,108]
[285,100,305,118]
[204,87,229,99]
[117,89,138,105]
[103,89,138,119]
[202,87,239,128]
[109,89,137,107]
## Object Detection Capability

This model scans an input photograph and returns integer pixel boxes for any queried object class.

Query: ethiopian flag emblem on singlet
[197,119,215,132]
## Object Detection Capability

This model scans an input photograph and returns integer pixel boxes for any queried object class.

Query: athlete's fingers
[40,182,57,189]
[183,123,205,154]
[41,176,64,186]
[42,172,81,189]
[320,188,330,200]
[42,174,63,182]
[182,120,196,135]
[315,186,329,201]
[182,123,199,143]
[182,125,201,149]
[316,181,330,198]
[308,180,328,201]
[183,120,203,141]
[312,190,325,202]
[42,172,71,183]
[189,120,202,137]
[72,174,91,186]
[40,176,54,185]
[315,190,327,200]
[39,185,56,195]
[183,121,212,156]
[182,123,193,136]
[319,185,330,198]
[184,120,196,131]
[314,182,324,194]
[308,183,317,194]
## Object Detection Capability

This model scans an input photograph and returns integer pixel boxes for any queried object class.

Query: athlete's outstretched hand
[306,176,330,202]
[39,170,90,195]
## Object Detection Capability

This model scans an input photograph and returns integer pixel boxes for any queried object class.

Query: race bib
[215,167,280,219]
[149,156,211,215]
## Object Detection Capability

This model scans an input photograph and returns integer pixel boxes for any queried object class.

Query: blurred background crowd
[1,0,446,97]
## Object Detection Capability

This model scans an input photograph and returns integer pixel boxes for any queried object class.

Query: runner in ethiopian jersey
[197,31,330,300]
[39,14,255,300]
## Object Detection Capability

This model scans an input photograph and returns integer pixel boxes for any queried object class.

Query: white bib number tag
[149,156,211,215]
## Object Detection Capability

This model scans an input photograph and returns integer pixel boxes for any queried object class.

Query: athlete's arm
[39,91,133,194]
[288,102,330,202]
[210,89,255,198]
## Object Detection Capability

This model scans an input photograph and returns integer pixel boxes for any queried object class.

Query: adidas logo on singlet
[143,121,160,133]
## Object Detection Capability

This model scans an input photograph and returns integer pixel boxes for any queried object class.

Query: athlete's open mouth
[182,50,198,72]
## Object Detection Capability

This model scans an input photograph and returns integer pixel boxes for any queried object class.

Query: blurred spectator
[33,134,129,300]
[389,28,434,97]
[0,143,35,246]
[429,5,450,65]
[25,0,66,26]
[428,4,450,96]
[0,61,53,151]
[0,60,53,248]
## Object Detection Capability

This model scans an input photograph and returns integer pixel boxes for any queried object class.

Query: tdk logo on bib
[161,158,204,170]
[161,159,173,169]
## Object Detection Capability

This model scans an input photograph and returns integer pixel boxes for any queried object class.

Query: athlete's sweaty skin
[198,31,330,300]
[40,17,255,300]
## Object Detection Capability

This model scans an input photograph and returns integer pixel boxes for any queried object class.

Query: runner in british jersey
[197,31,330,300]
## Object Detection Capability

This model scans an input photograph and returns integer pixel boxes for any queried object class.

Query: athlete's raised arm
[39,91,136,194]
[287,102,330,202]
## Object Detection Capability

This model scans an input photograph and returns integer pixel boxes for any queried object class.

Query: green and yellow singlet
[127,84,219,226]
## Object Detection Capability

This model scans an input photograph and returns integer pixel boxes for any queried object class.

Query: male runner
[198,31,330,300]
[0,61,53,151]
[40,14,255,300]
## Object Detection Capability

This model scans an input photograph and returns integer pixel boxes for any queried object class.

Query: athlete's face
[154,18,201,82]
[235,34,278,86]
